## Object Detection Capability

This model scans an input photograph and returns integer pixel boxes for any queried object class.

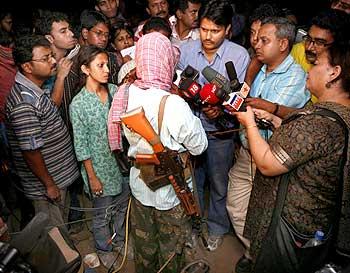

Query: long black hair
[75,45,108,91]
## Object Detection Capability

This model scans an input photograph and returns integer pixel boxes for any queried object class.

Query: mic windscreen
[181,65,199,80]
[225,61,238,82]
[202,66,231,94]
[200,83,220,105]
[225,61,241,91]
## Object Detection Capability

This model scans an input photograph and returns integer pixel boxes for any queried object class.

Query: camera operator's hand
[202,105,222,119]
[47,184,61,202]
[232,106,256,128]
[245,97,276,113]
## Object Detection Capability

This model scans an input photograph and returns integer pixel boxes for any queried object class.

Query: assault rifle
[121,106,200,216]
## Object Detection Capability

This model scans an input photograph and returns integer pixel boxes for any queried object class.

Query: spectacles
[31,53,56,63]
[302,35,333,48]
[331,0,350,10]
[90,29,110,39]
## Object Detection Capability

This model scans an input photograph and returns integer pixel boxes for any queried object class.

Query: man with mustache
[169,0,201,46]
[5,35,79,229]
[134,0,170,39]
[331,0,350,14]
[178,0,250,252]
[245,9,349,117]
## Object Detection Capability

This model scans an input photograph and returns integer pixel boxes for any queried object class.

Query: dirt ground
[6,190,245,273]
[72,209,245,273]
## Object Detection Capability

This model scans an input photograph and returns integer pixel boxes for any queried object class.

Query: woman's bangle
[272,103,279,115]
[245,125,258,130]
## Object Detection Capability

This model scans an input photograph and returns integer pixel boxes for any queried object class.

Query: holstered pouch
[136,151,191,191]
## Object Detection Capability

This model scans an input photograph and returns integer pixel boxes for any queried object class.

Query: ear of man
[21,62,33,74]
[45,34,54,44]
[279,38,289,53]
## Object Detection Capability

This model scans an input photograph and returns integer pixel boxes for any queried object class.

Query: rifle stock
[135,154,160,165]
[121,107,164,153]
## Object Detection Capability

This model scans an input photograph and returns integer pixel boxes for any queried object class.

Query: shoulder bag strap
[158,95,170,135]
[312,109,349,251]
[267,108,349,238]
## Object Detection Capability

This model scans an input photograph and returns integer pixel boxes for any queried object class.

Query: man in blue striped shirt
[5,35,79,229]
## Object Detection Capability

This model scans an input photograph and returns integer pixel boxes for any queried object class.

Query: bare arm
[245,97,297,119]
[233,106,288,176]
[22,149,61,200]
[82,159,103,195]
[51,58,73,107]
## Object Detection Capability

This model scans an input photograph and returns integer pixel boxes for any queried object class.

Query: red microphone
[199,83,221,105]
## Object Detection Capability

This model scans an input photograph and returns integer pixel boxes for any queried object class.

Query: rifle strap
[158,95,170,135]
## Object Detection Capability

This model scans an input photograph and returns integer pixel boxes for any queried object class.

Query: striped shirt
[5,72,79,200]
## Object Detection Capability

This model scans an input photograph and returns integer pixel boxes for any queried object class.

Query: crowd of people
[1,0,350,272]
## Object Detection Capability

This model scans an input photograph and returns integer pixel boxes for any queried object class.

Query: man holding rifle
[108,32,207,273]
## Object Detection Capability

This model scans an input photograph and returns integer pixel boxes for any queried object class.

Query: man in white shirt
[108,32,207,272]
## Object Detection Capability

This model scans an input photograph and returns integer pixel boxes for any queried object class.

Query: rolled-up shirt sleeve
[9,104,44,151]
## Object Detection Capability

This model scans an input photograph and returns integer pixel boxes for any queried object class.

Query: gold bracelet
[245,125,258,130]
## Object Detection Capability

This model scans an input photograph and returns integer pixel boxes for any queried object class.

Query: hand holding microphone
[232,106,256,128]
[201,64,250,112]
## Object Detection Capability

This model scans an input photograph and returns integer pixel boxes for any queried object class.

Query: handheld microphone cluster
[201,61,250,112]
[178,66,220,106]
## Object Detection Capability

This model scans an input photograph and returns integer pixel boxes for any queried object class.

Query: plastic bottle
[303,230,324,248]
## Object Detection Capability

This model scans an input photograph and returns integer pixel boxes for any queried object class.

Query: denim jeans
[92,182,130,252]
[195,135,235,236]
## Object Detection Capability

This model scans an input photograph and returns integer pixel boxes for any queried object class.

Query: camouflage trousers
[130,197,191,273]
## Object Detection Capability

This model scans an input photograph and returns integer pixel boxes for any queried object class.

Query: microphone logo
[188,82,201,96]
[224,93,244,111]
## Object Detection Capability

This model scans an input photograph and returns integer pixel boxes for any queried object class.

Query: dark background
[3,0,331,34]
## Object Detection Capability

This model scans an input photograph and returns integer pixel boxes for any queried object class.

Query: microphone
[178,65,202,104]
[202,66,231,94]
[181,65,200,82]
[225,61,241,92]
[199,83,220,105]
[225,61,250,98]
[223,92,245,111]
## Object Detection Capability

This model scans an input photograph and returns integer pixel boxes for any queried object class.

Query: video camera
[0,242,36,273]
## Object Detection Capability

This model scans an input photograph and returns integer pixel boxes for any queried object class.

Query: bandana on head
[107,32,179,151]
[134,32,179,90]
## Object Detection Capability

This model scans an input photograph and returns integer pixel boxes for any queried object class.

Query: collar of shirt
[260,54,295,76]
[15,71,45,98]
[169,15,199,41]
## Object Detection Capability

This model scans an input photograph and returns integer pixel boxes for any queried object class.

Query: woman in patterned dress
[232,41,350,273]
[69,45,129,269]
